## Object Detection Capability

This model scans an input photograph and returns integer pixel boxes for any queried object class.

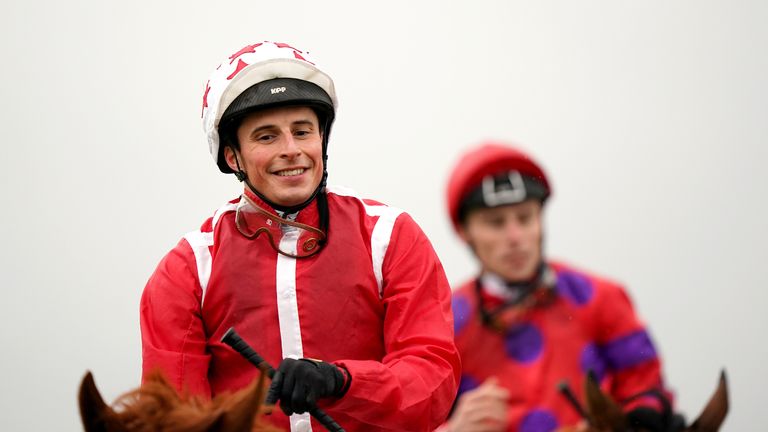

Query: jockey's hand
[447,377,510,432]
[266,358,349,416]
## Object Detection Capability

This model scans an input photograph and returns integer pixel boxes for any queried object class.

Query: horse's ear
[584,371,626,431]
[207,373,267,432]
[686,369,729,432]
[78,371,129,432]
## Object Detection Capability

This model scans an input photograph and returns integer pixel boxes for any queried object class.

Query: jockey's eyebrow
[246,118,317,140]
[290,119,316,128]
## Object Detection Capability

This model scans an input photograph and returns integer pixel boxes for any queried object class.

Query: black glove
[626,407,686,432]
[266,358,349,416]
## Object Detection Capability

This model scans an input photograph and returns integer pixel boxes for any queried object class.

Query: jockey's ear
[584,371,626,431]
[78,371,129,432]
[686,370,729,432]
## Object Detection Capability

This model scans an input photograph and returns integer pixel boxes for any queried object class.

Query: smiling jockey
[140,41,460,432]
[441,142,678,432]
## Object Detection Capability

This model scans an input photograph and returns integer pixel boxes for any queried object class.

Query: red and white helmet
[201,41,338,173]
[445,141,552,233]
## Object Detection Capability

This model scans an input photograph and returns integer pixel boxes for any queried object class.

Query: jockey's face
[225,106,324,207]
[460,200,543,282]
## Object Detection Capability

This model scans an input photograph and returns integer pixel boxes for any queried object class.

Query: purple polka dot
[580,343,607,381]
[556,270,594,306]
[520,409,558,432]
[602,330,658,370]
[452,295,472,335]
[457,374,480,397]
[504,323,544,363]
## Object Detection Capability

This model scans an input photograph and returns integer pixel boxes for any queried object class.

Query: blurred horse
[78,370,283,432]
[557,370,728,432]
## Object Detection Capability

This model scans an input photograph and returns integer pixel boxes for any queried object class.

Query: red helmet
[445,141,552,233]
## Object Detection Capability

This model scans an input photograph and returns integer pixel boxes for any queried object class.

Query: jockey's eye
[517,210,534,225]
[256,133,276,142]
[481,214,506,229]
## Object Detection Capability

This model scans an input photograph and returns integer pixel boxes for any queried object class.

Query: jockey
[441,142,679,432]
[140,41,460,432]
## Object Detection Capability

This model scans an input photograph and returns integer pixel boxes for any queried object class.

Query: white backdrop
[1,1,765,430]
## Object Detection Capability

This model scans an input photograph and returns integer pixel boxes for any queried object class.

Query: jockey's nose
[280,134,302,159]
[502,219,524,244]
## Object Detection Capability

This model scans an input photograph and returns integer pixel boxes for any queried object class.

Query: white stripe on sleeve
[366,205,403,298]
[183,230,214,304]
[185,201,237,306]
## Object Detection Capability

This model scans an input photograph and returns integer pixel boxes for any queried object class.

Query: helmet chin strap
[505,260,550,290]
[228,117,332,246]
[475,259,556,330]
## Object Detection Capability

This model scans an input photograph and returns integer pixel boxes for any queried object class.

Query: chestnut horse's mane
[79,370,284,432]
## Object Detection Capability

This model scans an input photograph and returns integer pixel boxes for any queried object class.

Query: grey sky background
[1,1,766,430]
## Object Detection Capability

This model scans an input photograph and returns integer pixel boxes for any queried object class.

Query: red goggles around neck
[234,194,326,258]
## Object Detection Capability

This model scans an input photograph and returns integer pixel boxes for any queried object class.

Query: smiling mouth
[274,168,306,176]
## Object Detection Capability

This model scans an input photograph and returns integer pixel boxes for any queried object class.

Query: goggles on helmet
[234,193,326,258]
[457,170,549,223]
